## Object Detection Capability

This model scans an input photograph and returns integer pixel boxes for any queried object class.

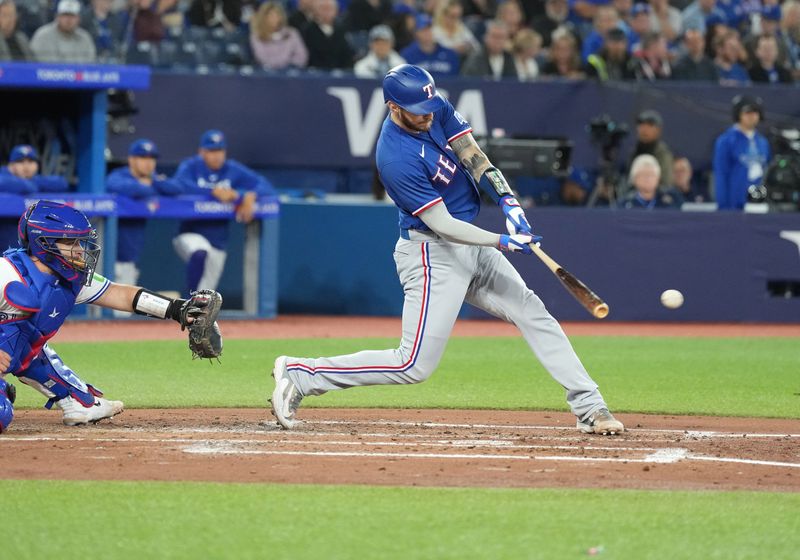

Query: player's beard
[398,110,433,132]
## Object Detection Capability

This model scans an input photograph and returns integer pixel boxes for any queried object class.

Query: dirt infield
[4,317,799,491]
[2,408,798,492]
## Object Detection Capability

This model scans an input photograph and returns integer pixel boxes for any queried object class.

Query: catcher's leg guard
[15,345,103,408]
[0,377,15,433]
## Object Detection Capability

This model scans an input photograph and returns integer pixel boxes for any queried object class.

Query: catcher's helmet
[732,94,765,122]
[383,64,445,115]
[18,201,100,286]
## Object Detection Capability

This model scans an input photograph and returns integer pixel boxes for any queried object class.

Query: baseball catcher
[0,201,223,434]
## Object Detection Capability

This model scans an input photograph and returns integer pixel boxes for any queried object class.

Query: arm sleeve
[173,160,208,195]
[32,175,69,192]
[106,169,153,198]
[230,162,275,196]
[418,202,500,247]
[0,173,37,194]
[153,176,184,196]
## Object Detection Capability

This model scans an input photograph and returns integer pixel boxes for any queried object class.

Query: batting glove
[499,233,541,254]
[500,196,532,235]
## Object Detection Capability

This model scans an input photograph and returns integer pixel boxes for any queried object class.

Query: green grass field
[6,335,800,559]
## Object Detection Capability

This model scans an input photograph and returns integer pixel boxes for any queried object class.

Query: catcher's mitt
[180,290,223,360]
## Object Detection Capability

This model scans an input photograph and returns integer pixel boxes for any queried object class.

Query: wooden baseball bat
[529,243,609,319]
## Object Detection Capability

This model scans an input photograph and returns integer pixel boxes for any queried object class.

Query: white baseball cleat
[57,396,124,426]
[577,408,624,435]
[270,355,303,429]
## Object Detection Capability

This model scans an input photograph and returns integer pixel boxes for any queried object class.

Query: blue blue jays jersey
[173,156,275,250]
[376,99,480,232]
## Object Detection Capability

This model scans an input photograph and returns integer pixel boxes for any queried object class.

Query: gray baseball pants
[284,231,610,421]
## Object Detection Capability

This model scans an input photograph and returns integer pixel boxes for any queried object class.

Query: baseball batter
[0,201,223,433]
[271,64,623,435]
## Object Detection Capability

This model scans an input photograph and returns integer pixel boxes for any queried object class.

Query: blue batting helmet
[0,378,14,434]
[383,64,446,115]
[18,201,101,286]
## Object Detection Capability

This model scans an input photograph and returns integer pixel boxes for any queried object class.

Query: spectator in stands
[585,27,636,80]
[386,3,416,52]
[0,144,69,193]
[581,5,621,63]
[672,27,719,80]
[540,25,585,78]
[250,1,308,70]
[748,33,793,83]
[80,0,125,62]
[496,0,525,41]
[172,129,275,292]
[681,0,725,34]
[30,0,96,63]
[713,95,770,210]
[346,0,392,33]
[628,110,674,189]
[671,156,709,202]
[530,0,569,49]
[354,24,405,78]
[713,30,750,85]
[0,0,35,61]
[129,0,166,43]
[779,0,800,77]
[630,31,672,80]
[186,0,242,32]
[302,0,354,70]
[461,19,517,78]
[400,13,460,77]
[648,0,681,42]
[703,13,729,58]
[744,5,789,68]
[621,154,681,209]
[626,3,653,53]
[106,139,182,287]
[288,0,314,31]
[559,166,593,206]
[462,0,498,23]
[512,28,542,80]
[432,0,480,59]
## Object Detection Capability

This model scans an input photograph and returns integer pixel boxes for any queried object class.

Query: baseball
[660,289,684,309]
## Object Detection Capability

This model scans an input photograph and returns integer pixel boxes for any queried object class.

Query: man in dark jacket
[302,0,354,70]
[460,20,517,79]
[673,28,719,81]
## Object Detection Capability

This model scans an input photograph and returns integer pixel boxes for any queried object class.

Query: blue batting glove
[499,233,541,254]
[500,196,532,235]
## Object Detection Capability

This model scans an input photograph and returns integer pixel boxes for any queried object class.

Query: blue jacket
[713,126,771,210]
[0,167,69,194]
[106,166,183,262]
[172,156,275,250]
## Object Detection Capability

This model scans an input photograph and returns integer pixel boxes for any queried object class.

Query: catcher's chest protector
[1,251,78,372]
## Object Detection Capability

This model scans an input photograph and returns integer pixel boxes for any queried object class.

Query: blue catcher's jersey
[0,249,110,373]
[376,98,480,232]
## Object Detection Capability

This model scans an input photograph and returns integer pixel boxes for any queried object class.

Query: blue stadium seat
[157,38,180,68]
[125,42,159,66]
[174,41,204,68]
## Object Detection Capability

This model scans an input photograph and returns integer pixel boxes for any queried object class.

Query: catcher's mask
[18,201,101,286]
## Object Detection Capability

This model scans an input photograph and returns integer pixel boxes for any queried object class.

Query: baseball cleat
[270,355,303,429]
[58,396,124,426]
[577,408,624,435]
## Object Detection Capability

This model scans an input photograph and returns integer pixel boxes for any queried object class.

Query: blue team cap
[415,13,432,30]
[630,3,651,16]
[128,138,159,158]
[567,167,593,191]
[200,129,227,150]
[9,144,39,162]
[762,5,781,21]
